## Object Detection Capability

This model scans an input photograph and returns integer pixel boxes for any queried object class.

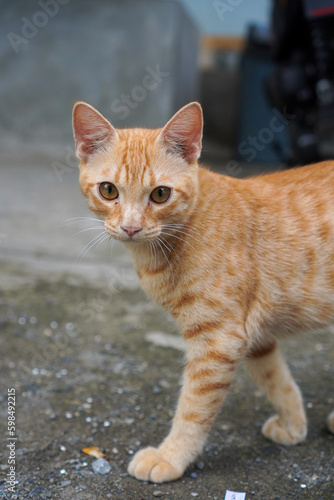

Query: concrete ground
[0,149,333,500]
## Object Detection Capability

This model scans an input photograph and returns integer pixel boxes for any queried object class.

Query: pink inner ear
[159,103,203,164]
[73,103,117,162]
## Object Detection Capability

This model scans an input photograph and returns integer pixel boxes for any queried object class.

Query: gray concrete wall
[0,0,199,155]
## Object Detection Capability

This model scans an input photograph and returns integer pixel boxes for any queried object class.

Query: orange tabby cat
[72,101,334,483]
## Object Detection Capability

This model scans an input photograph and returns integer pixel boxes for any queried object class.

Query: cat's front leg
[128,330,247,483]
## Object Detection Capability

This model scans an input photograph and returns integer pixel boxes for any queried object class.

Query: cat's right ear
[72,102,117,162]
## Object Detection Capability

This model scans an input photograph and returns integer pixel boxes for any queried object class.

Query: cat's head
[72,101,203,243]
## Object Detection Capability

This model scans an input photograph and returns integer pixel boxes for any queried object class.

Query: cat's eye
[99,182,118,200]
[150,186,171,204]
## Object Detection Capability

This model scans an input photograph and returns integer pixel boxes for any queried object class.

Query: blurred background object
[1,0,334,168]
[1,0,199,157]
[266,0,334,165]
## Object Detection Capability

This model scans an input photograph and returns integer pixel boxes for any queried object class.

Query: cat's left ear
[72,101,118,162]
[158,102,203,164]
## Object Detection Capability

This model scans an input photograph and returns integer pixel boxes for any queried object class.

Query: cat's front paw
[262,414,307,445]
[128,446,182,483]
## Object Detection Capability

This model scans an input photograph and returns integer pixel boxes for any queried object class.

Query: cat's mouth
[104,223,159,243]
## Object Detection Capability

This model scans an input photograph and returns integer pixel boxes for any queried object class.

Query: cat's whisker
[74,231,108,266]
[160,236,181,265]
[161,224,202,239]
[148,241,155,270]
[157,236,172,253]
[155,238,173,277]
[151,239,158,270]
[161,226,202,245]
[162,223,201,233]
[73,227,108,236]
[160,231,197,252]
[106,234,114,254]
[168,229,202,244]
[161,227,202,242]
[62,216,105,227]
[159,235,177,255]
[76,233,108,264]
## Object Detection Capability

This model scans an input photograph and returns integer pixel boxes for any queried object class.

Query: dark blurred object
[267,0,334,165]
[237,25,292,165]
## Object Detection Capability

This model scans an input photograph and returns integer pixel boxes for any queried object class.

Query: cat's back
[246,160,334,232]
[198,160,334,218]
[196,160,334,279]
[252,160,334,193]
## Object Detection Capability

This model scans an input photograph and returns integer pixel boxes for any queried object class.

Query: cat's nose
[121,226,143,237]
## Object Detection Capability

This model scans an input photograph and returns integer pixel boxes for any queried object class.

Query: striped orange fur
[73,101,334,483]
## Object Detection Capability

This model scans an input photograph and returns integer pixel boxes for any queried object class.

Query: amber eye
[99,182,118,200]
[150,186,171,204]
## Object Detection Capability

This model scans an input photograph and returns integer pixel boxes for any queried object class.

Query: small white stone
[92,458,111,475]
[103,421,111,427]
[60,445,66,452]
[60,469,66,474]
[32,368,39,375]
[300,484,307,489]
[65,412,73,419]
[86,397,93,403]
[50,321,58,329]
[18,317,26,325]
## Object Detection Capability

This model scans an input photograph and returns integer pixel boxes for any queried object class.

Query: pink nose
[121,226,142,237]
